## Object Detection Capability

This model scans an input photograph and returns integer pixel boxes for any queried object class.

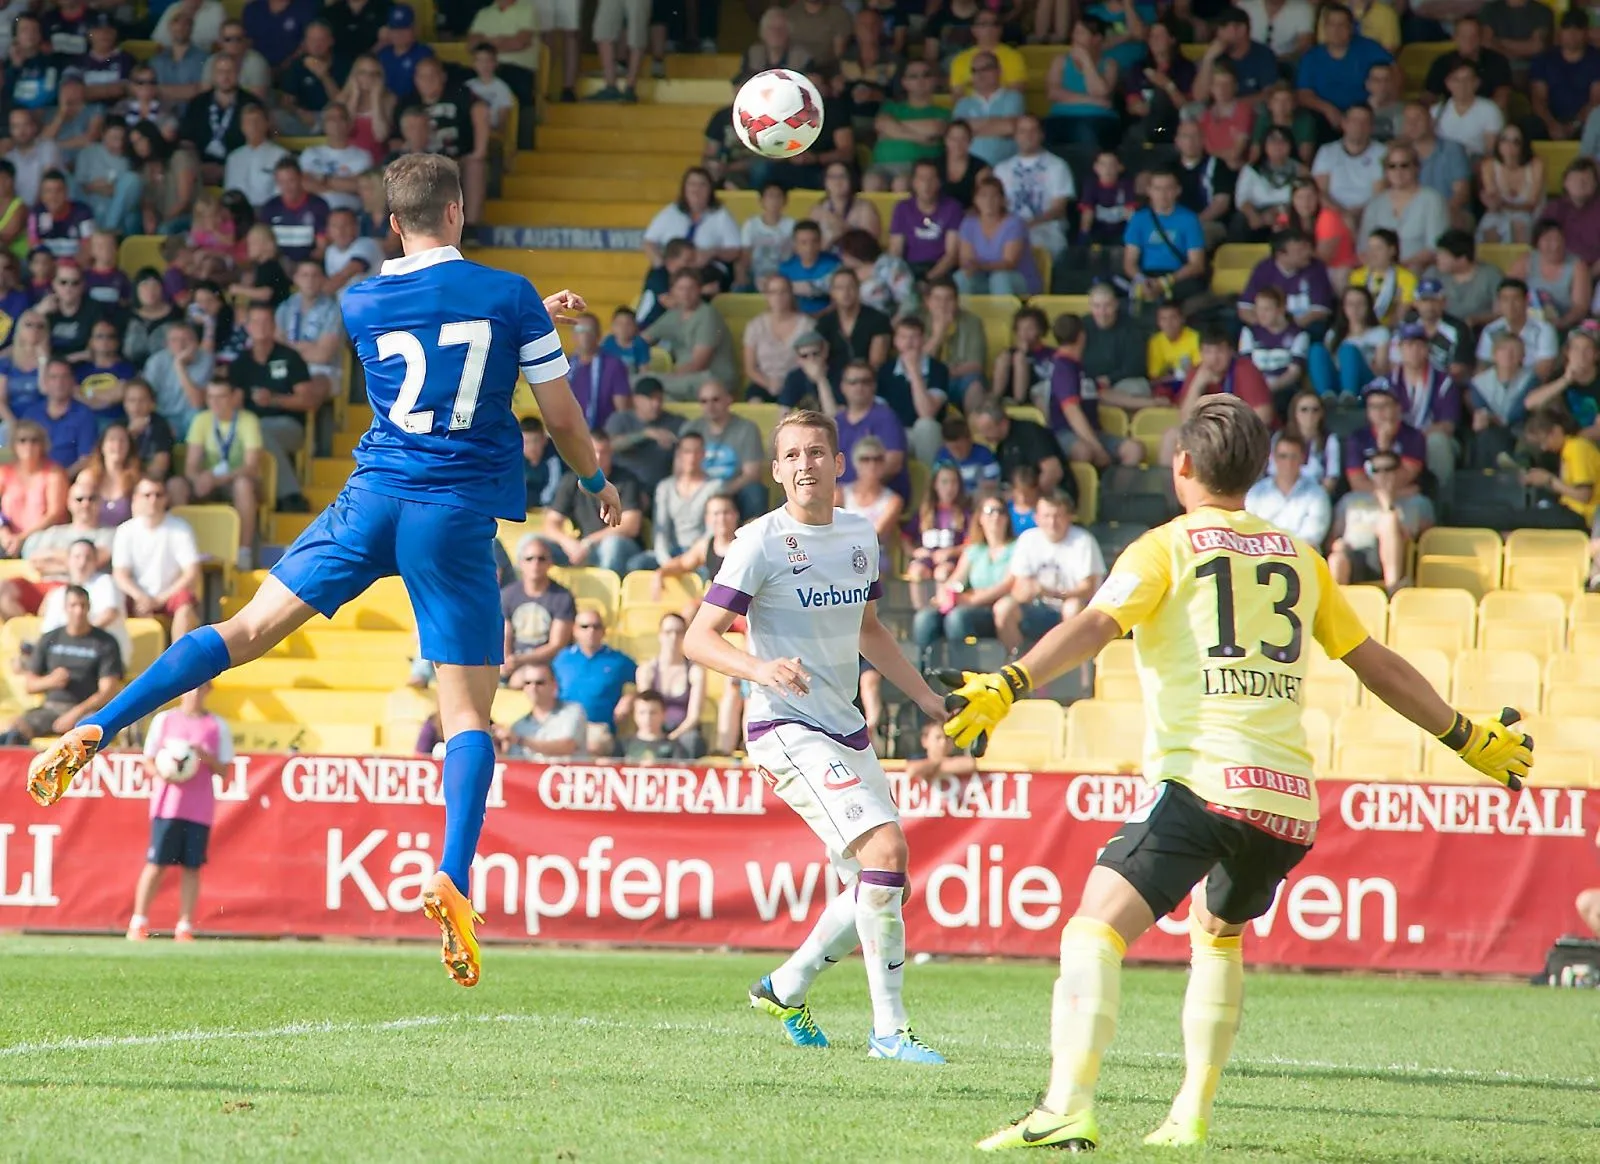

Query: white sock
[769,887,858,1005]
[855,870,909,1037]
[175,919,192,931]
[129,914,147,928]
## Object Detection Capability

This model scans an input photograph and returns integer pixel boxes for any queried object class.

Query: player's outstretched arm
[683,600,809,696]
[858,602,945,721]
[940,609,1123,754]
[1340,637,1535,790]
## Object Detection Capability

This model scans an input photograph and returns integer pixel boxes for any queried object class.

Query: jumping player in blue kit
[25,154,622,987]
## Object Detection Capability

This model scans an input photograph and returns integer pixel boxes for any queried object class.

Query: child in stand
[623,690,689,762]
[1350,227,1415,327]
[26,246,55,304]
[467,42,516,130]
[130,681,233,942]
[904,719,976,781]
[600,305,652,374]
[1467,331,1533,468]
[83,230,133,311]
[186,195,235,259]
[738,181,795,291]
[159,235,192,308]
[1147,298,1199,400]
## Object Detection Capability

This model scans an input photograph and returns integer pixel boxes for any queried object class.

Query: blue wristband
[578,469,607,494]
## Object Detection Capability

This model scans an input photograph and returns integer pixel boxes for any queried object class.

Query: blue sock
[438,730,496,891]
[84,626,232,740]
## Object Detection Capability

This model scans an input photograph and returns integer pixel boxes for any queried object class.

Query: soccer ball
[155,741,199,784]
[733,69,824,159]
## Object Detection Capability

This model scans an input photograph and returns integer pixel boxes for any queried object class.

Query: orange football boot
[422,871,484,987]
[26,724,103,807]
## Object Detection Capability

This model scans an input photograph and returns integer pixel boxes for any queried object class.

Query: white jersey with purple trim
[704,506,883,747]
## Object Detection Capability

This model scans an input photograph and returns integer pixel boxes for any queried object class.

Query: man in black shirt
[0,585,121,744]
[969,400,1069,497]
[1172,120,1236,253]
[324,0,393,62]
[1422,16,1513,112]
[406,56,489,225]
[539,430,646,574]
[43,260,105,361]
[603,377,682,493]
[815,267,892,377]
[177,54,262,181]
[228,302,320,510]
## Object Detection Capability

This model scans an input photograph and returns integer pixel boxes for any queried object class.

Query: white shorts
[747,723,898,880]
[534,0,581,31]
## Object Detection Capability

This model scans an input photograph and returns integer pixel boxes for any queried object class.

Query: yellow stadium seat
[1005,404,1048,427]
[1533,140,1579,195]
[1303,706,1332,776]
[730,402,783,450]
[379,721,424,755]
[1523,749,1596,788]
[0,616,40,706]
[1027,295,1090,323]
[1071,461,1099,524]
[710,293,766,345]
[1335,707,1424,781]
[907,459,930,511]
[1386,587,1474,656]
[1476,590,1566,656]
[206,688,388,724]
[616,629,657,663]
[1503,529,1588,594]
[983,699,1066,767]
[1477,244,1529,275]
[1544,651,1600,717]
[549,566,620,625]
[622,569,702,610]
[229,721,377,753]
[322,576,415,631]
[1361,646,1448,707]
[1451,649,1542,713]
[0,560,38,581]
[1129,407,1180,463]
[1093,638,1137,699]
[273,628,415,663]
[491,686,528,726]
[1569,592,1600,642]
[1214,243,1267,270]
[1099,405,1129,439]
[1305,643,1360,714]
[1543,685,1600,719]
[1417,527,1501,592]
[1338,583,1389,641]
[384,686,436,724]
[1416,555,1492,598]
[965,296,1025,358]
[127,618,166,677]
[1210,268,1251,297]
[618,601,673,639]
[1397,41,1452,89]
[172,504,241,588]
[214,657,399,691]
[118,234,165,276]
[1064,699,1144,771]
[1522,714,1600,755]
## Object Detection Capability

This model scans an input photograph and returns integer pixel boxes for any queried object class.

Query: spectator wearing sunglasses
[552,613,636,759]
[500,541,575,679]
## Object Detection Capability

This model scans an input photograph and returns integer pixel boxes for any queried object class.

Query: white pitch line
[0,1013,1593,1092]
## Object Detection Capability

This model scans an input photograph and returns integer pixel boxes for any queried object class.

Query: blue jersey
[340,246,569,521]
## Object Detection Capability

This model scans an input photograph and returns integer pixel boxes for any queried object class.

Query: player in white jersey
[684,409,949,1064]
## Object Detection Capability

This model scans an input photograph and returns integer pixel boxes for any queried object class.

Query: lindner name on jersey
[797,582,874,608]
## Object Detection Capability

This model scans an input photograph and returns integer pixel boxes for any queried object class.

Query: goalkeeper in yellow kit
[943,396,1534,1153]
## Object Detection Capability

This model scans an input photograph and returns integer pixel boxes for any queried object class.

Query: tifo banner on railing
[0,753,1593,975]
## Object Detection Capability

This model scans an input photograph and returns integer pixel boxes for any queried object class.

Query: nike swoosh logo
[792,564,812,574]
[823,956,839,963]
[1020,1126,1063,1145]
[887,960,904,971]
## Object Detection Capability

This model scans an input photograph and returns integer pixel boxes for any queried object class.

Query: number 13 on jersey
[377,319,492,434]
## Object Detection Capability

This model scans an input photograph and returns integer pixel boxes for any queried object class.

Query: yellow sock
[1169,917,1244,1126]
[1042,916,1126,1117]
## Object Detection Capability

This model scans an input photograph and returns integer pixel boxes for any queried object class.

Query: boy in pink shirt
[129,682,233,941]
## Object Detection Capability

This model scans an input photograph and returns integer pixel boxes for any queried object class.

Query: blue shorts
[148,818,209,868]
[271,486,504,667]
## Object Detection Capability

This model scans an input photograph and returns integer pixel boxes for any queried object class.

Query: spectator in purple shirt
[1342,378,1431,499]
[21,357,97,475]
[566,312,631,433]
[1529,10,1600,143]
[829,357,911,501]
[956,175,1039,296]
[1389,322,1460,490]
[1238,227,1336,336]
[28,172,93,261]
[243,0,322,69]
[888,159,963,281]
[258,157,330,263]
[1544,157,1600,274]
[1047,313,1143,468]
[77,16,136,105]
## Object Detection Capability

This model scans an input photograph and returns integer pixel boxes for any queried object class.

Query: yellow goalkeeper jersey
[1087,506,1370,823]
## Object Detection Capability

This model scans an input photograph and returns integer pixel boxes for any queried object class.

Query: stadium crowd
[4,0,1600,776]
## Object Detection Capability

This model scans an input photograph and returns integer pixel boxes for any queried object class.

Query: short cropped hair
[772,408,838,457]
[1174,396,1272,498]
[384,153,463,236]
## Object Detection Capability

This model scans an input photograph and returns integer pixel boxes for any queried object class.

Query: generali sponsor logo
[1186,527,1296,557]
[536,765,764,815]
[1340,783,1586,836]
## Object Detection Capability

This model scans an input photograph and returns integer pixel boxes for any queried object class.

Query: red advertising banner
[1,752,1594,975]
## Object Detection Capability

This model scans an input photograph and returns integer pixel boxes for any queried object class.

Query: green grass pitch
[1,937,1597,1162]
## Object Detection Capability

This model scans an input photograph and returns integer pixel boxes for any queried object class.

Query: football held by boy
[25,153,623,989]
[683,409,949,1064]
[939,396,1534,1151]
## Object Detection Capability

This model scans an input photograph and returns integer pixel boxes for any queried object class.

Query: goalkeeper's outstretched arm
[1009,610,1126,693]
[1341,637,1534,790]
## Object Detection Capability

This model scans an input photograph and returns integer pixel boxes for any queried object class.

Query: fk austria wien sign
[0,753,1593,976]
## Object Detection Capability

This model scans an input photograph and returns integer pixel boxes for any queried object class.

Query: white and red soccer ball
[733,69,824,159]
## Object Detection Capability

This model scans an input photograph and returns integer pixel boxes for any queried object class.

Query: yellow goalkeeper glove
[934,664,1033,758]
[1437,707,1534,791]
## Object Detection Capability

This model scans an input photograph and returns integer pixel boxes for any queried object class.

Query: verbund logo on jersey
[1186,527,1296,557]
[796,583,873,607]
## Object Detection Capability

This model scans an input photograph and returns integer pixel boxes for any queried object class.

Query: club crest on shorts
[851,546,869,574]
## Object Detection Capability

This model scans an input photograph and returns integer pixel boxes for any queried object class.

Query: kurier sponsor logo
[1223,766,1313,800]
